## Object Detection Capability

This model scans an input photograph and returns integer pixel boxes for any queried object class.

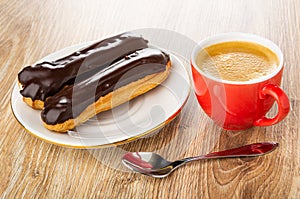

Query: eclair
[18,32,148,109]
[41,48,171,132]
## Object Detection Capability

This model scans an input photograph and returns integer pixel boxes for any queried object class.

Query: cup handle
[254,84,290,127]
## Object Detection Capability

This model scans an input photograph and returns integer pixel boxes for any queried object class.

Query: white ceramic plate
[11,43,190,148]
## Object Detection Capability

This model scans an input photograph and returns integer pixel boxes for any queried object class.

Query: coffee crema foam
[196,41,279,81]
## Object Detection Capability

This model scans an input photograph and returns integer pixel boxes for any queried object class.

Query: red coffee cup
[191,32,290,130]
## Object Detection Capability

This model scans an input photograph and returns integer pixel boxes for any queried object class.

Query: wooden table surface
[0,0,299,198]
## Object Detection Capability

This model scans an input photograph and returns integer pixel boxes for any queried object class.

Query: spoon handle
[183,142,278,163]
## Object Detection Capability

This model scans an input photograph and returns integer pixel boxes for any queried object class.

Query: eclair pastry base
[43,61,171,132]
[22,97,44,110]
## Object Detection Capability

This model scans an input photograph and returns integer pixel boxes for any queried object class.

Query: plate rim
[10,98,187,148]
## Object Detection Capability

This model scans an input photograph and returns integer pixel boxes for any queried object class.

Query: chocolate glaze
[18,32,148,101]
[41,48,170,125]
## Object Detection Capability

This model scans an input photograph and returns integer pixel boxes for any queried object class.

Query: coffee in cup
[195,41,279,82]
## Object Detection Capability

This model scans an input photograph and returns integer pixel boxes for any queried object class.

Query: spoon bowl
[122,142,279,178]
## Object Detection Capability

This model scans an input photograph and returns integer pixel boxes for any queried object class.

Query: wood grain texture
[0,0,299,198]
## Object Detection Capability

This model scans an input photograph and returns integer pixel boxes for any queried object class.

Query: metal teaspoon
[122,142,278,178]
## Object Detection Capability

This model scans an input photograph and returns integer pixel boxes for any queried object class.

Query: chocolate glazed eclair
[18,32,148,109]
[41,48,171,132]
